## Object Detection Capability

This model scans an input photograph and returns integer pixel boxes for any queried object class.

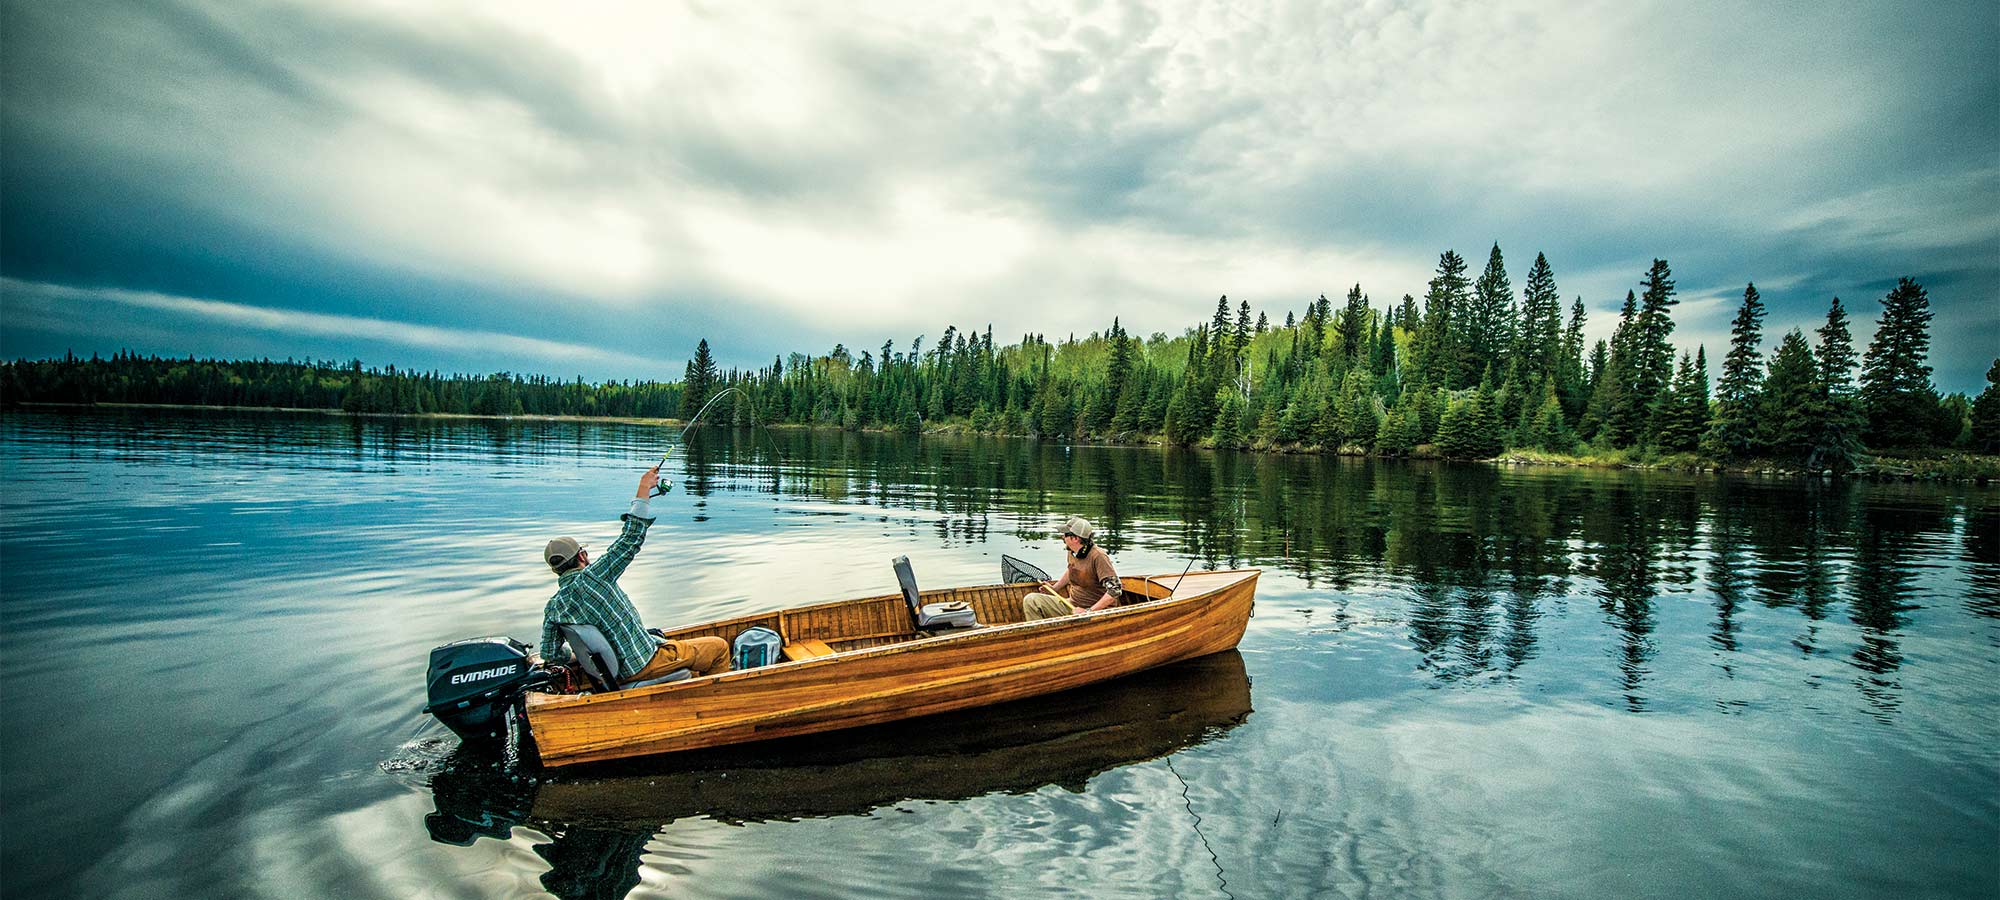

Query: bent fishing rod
[651,385,744,496]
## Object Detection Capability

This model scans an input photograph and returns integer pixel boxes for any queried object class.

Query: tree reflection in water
[420,653,1252,900]
[668,429,1992,715]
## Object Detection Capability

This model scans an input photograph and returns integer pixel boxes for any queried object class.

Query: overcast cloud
[2,0,1994,389]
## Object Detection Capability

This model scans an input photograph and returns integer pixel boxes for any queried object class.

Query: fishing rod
[652,385,744,496]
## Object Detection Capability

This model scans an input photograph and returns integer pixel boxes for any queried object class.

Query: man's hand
[637,464,662,498]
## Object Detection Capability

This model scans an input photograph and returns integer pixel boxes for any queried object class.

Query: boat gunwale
[525,568,1260,712]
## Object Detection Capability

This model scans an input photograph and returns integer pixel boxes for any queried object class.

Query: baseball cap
[545,537,587,571]
[1058,516,1095,540]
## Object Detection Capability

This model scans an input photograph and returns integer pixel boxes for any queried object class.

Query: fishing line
[653,385,746,495]
[1168,756,1224,896]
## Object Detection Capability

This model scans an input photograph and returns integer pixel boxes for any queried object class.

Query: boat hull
[524,569,1257,767]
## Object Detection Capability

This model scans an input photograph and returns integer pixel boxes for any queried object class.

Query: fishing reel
[650,476,674,497]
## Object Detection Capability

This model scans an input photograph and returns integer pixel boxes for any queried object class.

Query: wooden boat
[523,568,1258,767]
[421,651,1252,844]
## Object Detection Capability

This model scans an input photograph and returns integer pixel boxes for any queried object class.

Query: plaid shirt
[538,497,659,675]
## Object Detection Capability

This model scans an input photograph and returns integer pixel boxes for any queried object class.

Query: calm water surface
[2,409,1996,899]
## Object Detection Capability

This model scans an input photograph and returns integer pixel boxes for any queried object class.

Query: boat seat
[893,555,979,631]
[555,623,693,692]
[782,639,837,661]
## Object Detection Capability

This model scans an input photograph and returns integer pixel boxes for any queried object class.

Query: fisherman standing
[1021,516,1123,620]
[537,464,731,680]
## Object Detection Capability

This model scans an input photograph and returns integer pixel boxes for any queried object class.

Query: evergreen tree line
[688,247,1996,467]
[7,246,1997,464]
[0,353,685,418]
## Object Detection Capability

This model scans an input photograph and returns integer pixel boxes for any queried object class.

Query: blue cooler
[733,626,783,670]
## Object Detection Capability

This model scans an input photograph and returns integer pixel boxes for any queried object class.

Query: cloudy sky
[3,0,1995,390]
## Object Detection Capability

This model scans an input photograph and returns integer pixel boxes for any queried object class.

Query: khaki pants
[630,636,732,680]
[1022,591,1080,621]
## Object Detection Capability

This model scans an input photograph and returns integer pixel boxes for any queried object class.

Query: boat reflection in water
[422,651,1251,896]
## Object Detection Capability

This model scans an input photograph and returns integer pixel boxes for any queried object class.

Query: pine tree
[1810,297,1864,472]
[1255,311,1269,334]
[1515,252,1562,390]
[897,390,922,435]
[1703,284,1765,459]
[1235,299,1253,353]
[1628,259,1678,442]
[1038,381,1075,438]
[1759,330,1819,460]
[1436,388,1503,459]
[1560,297,1589,421]
[681,338,718,418]
[1209,390,1244,447]
[1335,284,1370,366]
[1969,358,2000,454]
[1335,368,1378,449]
[1411,250,1470,389]
[1588,293,1642,446]
[1464,243,1516,386]
[1525,379,1576,453]
[1377,403,1419,455]
[1652,351,1707,452]
[1859,277,1939,448]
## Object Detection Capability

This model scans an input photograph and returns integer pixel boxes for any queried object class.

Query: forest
[7,246,1998,469]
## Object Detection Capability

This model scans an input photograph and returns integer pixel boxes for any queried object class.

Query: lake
[2,409,1995,899]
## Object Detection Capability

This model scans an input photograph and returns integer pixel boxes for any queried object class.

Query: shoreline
[10,401,1995,483]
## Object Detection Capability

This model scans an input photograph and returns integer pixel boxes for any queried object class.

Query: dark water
[2,409,1996,899]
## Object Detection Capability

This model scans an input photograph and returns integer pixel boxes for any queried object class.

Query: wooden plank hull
[525,569,1258,767]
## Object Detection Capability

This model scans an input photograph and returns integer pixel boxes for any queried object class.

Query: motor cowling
[424,636,541,747]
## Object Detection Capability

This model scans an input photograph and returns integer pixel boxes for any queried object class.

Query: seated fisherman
[1022,516,1123,621]
[537,463,731,682]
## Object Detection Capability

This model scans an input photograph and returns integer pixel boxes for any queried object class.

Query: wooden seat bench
[781,639,837,662]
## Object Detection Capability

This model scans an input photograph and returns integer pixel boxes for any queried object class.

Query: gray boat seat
[892,555,979,631]
[555,623,693,692]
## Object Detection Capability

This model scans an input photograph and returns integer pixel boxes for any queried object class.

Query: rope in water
[1166,754,1232,900]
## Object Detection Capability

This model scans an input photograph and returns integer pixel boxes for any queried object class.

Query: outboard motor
[423,636,546,750]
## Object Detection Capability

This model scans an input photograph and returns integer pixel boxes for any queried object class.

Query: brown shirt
[1064,545,1120,607]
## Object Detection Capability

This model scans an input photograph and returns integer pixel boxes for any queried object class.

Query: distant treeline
[8,246,1999,467]
[1,356,684,418]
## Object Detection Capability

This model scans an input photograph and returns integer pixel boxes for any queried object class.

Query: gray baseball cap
[1058,516,1095,540]
[544,537,587,571]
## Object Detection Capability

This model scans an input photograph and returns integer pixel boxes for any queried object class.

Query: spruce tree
[1412,250,1470,389]
[1211,390,1246,448]
[1465,243,1516,386]
[1859,277,1938,448]
[1759,330,1819,460]
[1810,297,1864,472]
[1588,294,1641,446]
[1515,252,1562,389]
[1526,380,1576,453]
[1628,259,1678,442]
[681,338,718,418]
[1335,284,1370,365]
[1255,311,1269,334]
[1652,351,1707,452]
[1436,388,1503,459]
[1335,368,1378,448]
[1704,284,1766,459]
[897,390,922,435]
[1969,358,2000,454]
[1377,403,1419,455]
[1560,298,1590,421]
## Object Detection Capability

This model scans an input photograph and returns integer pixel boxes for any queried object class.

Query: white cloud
[0,278,658,370]
[2,0,1993,382]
